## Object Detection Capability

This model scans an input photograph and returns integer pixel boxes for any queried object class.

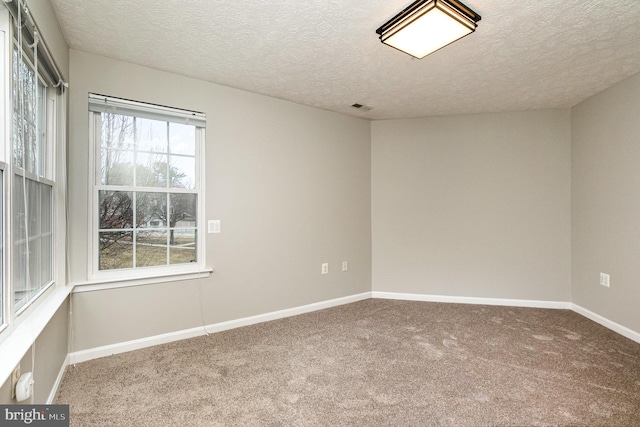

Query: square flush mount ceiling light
[376,0,481,59]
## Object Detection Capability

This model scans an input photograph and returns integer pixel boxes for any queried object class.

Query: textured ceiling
[49,0,640,120]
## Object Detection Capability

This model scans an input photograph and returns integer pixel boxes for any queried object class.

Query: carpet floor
[55,299,640,426]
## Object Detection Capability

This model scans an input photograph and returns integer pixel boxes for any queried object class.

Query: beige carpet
[55,299,640,426]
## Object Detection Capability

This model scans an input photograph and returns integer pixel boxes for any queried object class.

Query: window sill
[73,268,213,293]
[0,269,212,385]
[0,285,73,386]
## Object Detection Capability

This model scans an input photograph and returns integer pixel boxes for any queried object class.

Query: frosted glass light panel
[377,0,481,59]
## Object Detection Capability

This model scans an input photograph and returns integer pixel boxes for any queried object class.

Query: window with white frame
[0,0,65,327]
[12,47,54,311]
[0,165,4,326]
[89,94,205,276]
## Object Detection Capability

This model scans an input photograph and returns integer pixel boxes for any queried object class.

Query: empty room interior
[1,0,640,425]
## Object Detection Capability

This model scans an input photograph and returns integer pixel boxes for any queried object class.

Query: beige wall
[25,0,69,79]
[371,110,572,301]
[67,50,372,351]
[0,300,69,404]
[33,299,70,403]
[571,72,640,333]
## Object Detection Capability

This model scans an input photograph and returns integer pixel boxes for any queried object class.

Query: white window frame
[0,162,5,333]
[0,1,68,355]
[0,9,7,334]
[11,47,56,315]
[87,94,207,284]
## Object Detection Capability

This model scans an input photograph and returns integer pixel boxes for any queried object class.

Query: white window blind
[89,94,206,128]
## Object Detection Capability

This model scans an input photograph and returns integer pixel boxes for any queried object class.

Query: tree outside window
[95,110,201,271]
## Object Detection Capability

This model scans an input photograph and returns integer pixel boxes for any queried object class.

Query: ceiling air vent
[351,103,373,112]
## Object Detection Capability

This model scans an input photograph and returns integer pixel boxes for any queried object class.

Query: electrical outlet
[321,263,329,274]
[342,261,348,272]
[11,366,20,399]
[600,272,610,288]
[208,220,221,234]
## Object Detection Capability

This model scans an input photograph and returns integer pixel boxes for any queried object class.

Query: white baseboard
[571,304,640,344]
[47,353,70,404]
[372,292,640,344]
[69,292,372,365]
[67,291,640,367]
[201,292,372,334]
[371,291,572,309]
[69,325,207,365]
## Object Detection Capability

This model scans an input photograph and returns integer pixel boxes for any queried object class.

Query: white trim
[571,304,640,345]
[72,268,213,293]
[0,285,72,386]
[88,105,206,282]
[88,93,206,127]
[46,353,69,404]
[371,291,571,309]
[69,292,372,364]
[69,324,206,365]
[202,292,371,334]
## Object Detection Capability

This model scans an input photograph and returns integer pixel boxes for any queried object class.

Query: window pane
[13,242,27,307]
[136,153,168,188]
[99,231,133,270]
[12,113,22,169]
[41,184,52,233]
[170,229,196,264]
[13,48,33,170]
[169,194,197,229]
[93,96,203,272]
[99,191,133,229]
[101,113,134,150]
[0,172,3,323]
[101,149,134,186]
[27,180,42,237]
[13,178,27,306]
[13,177,26,242]
[136,118,167,153]
[136,230,167,267]
[136,192,167,229]
[169,123,195,156]
[13,178,53,311]
[37,83,46,177]
[12,49,46,177]
[40,233,53,290]
[169,155,195,189]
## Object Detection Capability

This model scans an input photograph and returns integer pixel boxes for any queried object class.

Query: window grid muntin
[12,46,46,178]
[94,107,201,273]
